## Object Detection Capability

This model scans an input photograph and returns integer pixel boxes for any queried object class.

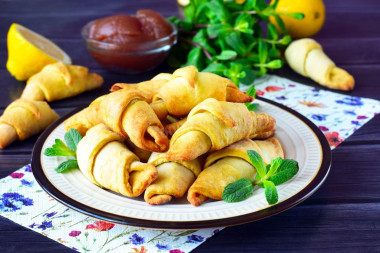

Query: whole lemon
[269,0,325,39]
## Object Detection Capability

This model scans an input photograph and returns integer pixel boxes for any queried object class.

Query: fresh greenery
[222,178,254,202]
[168,0,304,87]
[222,150,299,205]
[55,159,79,173]
[44,129,82,173]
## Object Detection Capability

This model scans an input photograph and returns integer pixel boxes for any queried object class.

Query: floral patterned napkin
[250,75,379,149]
[1,75,379,253]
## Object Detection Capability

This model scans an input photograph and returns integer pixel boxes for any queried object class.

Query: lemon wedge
[6,23,71,81]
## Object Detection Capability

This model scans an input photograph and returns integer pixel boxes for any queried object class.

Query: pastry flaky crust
[110,79,168,104]
[21,62,103,102]
[187,138,284,206]
[63,95,105,136]
[76,124,157,198]
[98,88,169,152]
[149,65,253,119]
[144,152,202,205]
[285,38,354,91]
[166,98,276,161]
[0,99,59,148]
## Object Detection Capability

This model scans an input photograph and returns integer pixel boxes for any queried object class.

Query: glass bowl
[81,19,177,74]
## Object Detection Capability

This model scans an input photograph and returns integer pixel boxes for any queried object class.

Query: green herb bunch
[168,0,303,87]
[222,150,299,204]
[44,128,82,173]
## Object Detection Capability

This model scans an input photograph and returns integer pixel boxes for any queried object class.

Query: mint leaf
[225,32,246,56]
[246,85,256,97]
[207,24,232,37]
[264,180,278,204]
[64,129,82,152]
[222,178,254,202]
[266,157,283,179]
[274,15,286,33]
[185,47,203,70]
[202,63,227,76]
[44,139,75,157]
[239,68,256,86]
[215,50,237,61]
[247,150,266,179]
[245,102,259,111]
[268,159,299,185]
[55,159,79,173]
[266,59,283,69]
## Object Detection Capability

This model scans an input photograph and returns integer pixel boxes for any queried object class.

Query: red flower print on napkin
[69,230,81,237]
[265,86,284,92]
[85,221,115,232]
[325,132,343,148]
[256,89,265,96]
[10,172,24,179]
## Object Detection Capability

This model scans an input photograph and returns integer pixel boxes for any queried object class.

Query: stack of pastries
[65,65,285,206]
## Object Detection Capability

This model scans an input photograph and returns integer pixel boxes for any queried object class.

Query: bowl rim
[81,17,178,54]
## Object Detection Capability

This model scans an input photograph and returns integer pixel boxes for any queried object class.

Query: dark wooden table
[1,0,379,252]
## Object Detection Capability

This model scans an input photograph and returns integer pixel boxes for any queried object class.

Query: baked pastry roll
[144,152,202,205]
[285,38,354,90]
[21,62,103,102]
[99,88,169,152]
[150,65,253,119]
[110,78,168,103]
[125,139,152,163]
[188,138,284,206]
[63,95,104,136]
[76,124,157,197]
[0,99,59,148]
[166,98,276,161]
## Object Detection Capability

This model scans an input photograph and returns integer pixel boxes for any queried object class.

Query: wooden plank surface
[0,0,379,252]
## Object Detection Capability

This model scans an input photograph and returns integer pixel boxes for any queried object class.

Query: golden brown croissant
[285,38,354,90]
[150,65,253,119]
[125,139,152,163]
[188,138,284,206]
[110,79,168,103]
[0,99,59,148]
[63,95,105,136]
[144,152,202,205]
[99,88,170,152]
[21,62,103,102]
[76,124,157,197]
[166,98,276,161]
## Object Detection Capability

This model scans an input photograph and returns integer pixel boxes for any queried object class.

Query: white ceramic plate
[32,97,331,229]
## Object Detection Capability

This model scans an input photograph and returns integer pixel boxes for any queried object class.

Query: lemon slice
[6,23,71,81]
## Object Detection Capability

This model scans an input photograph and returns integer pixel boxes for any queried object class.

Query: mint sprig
[43,129,82,173]
[64,128,82,152]
[222,178,254,202]
[55,159,79,173]
[222,150,299,205]
[168,0,304,87]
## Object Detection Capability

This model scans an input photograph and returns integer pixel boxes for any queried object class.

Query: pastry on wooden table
[76,124,157,197]
[285,38,354,90]
[166,98,276,161]
[150,65,253,119]
[144,152,202,205]
[188,138,284,206]
[0,99,59,148]
[99,88,169,152]
[21,62,103,102]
